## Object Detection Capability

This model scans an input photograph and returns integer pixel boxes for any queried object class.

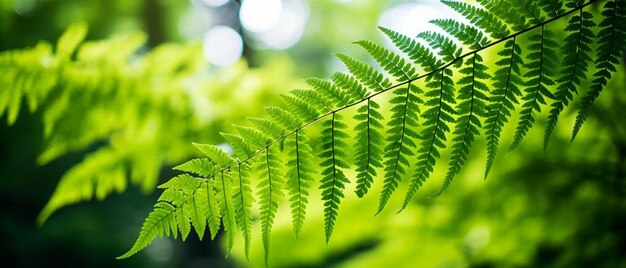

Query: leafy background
[1,0,625,267]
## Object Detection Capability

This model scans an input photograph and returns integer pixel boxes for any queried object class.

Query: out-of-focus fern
[0,23,289,225]
[10,0,617,265]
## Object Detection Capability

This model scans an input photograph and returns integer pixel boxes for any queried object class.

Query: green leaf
[318,113,350,242]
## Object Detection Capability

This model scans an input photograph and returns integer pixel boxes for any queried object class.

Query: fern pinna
[120,0,626,264]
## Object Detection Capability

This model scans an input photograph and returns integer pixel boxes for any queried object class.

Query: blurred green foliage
[1,0,625,267]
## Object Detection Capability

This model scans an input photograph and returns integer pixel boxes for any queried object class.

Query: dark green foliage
[484,38,524,178]
[442,0,510,39]
[573,0,626,140]
[379,26,442,71]
[434,54,490,197]
[418,31,463,62]
[430,19,490,49]
[510,26,559,151]
[478,0,530,31]
[545,6,595,149]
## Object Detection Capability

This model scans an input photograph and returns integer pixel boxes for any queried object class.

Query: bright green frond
[378,26,442,71]
[257,147,285,266]
[354,40,417,82]
[192,143,236,168]
[331,72,368,99]
[378,83,421,213]
[402,69,456,211]
[286,131,314,238]
[319,113,350,242]
[216,171,237,256]
[173,158,217,177]
[441,0,510,39]
[354,98,384,198]
[232,162,254,259]
[430,19,490,49]
[334,53,392,92]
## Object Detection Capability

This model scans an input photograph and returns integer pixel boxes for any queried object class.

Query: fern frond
[354,98,384,198]
[258,147,285,265]
[538,0,565,18]
[55,22,88,61]
[417,31,463,62]
[354,40,417,82]
[306,77,358,107]
[378,26,442,71]
[334,53,392,92]
[544,6,595,149]
[430,19,490,50]
[235,125,271,149]
[286,131,314,238]
[572,0,626,141]
[401,69,455,211]
[289,89,334,113]
[232,162,254,259]
[117,202,178,259]
[221,132,256,160]
[477,0,530,31]
[484,38,524,178]
[441,0,510,39]
[173,158,217,177]
[518,0,545,24]
[192,143,236,168]
[510,25,559,151]
[249,117,287,140]
[378,82,421,213]
[118,0,626,262]
[118,175,207,259]
[331,72,368,99]
[157,174,208,240]
[216,171,237,256]
[279,93,320,122]
[38,148,127,224]
[433,53,490,197]
[265,106,302,130]
[319,113,350,242]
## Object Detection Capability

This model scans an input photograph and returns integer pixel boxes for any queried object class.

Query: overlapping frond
[378,82,422,213]
[286,131,314,238]
[116,0,626,265]
[257,147,285,265]
[545,5,596,149]
[402,70,455,210]
[318,113,350,242]
[510,26,559,151]
[572,0,626,140]
[484,38,524,178]
[433,53,490,197]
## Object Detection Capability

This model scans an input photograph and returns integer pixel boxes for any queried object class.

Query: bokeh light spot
[203,26,243,67]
